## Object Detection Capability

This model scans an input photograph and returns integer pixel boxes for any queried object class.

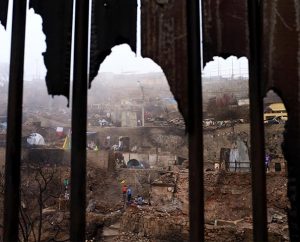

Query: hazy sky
[0,0,248,81]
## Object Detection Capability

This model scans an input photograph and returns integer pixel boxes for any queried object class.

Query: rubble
[0,72,291,241]
[120,206,188,242]
[107,170,287,241]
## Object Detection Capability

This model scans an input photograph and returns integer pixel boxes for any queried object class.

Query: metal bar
[247,0,268,241]
[3,0,27,241]
[70,0,89,240]
[187,0,204,241]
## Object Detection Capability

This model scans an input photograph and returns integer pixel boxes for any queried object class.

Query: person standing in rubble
[122,184,127,203]
[127,185,132,203]
[265,154,271,172]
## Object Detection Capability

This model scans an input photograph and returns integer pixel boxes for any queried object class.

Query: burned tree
[19,163,68,242]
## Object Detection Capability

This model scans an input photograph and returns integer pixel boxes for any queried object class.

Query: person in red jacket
[122,184,127,203]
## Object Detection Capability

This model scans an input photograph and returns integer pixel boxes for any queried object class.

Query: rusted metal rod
[187,0,204,241]
[70,0,89,240]
[247,0,268,241]
[3,0,27,241]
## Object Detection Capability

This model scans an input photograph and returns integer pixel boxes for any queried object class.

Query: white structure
[27,133,45,146]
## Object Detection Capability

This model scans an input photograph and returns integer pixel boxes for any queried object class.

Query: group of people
[122,184,145,206]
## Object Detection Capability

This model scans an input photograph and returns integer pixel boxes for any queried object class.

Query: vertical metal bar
[187,0,204,241]
[70,0,89,240]
[248,0,268,241]
[3,0,27,241]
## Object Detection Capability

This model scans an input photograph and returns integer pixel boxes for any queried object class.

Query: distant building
[121,111,137,127]
[264,103,288,122]
[238,98,250,106]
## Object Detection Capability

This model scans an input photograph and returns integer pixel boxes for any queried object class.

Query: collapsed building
[0,0,300,241]
[0,107,291,241]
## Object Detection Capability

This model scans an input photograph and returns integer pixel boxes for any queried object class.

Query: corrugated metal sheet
[141,0,189,122]
[29,0,73,100]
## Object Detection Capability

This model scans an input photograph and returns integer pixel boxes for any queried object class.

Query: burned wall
[204,124,284,164]
[202,0,300,237]
[150,185,174,206]
[141,0,189,122]
[122,152,177,168]
[92,127,188,156]
[87,150,109,170]
[22,148,69,165]
[22,148,109,170]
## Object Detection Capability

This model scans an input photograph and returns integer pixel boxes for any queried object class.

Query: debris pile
[120,206,189,242]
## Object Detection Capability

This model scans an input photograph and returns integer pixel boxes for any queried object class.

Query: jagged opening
[0,0,294,240]
[202,56,250,168]
[263,90,289,240]
[1,0,191,240]
[23,9,71,242]
[203,56,258,240]
[87,43,188,241]
[202,56,289,240]
[203,56,249,122]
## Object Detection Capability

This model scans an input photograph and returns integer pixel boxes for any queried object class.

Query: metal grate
[2,0,300,241]
[3,0,27,240]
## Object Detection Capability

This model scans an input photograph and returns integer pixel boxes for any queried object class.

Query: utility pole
[137,81,145,126]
